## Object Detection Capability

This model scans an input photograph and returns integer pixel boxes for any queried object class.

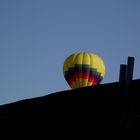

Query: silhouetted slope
[0,79,140,139]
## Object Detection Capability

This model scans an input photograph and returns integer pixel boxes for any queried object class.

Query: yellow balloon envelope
[63,52,106,89]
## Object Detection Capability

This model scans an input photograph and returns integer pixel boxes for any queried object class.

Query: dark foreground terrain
[0,80,140,139]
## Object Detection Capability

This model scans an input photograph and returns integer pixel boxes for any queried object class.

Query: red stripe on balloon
[67,71,91,86]
[88,76,98,85]
[75,71,90,79]
[67,72,77,86]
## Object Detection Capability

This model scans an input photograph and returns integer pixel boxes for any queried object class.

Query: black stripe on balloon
[64,64,103,83]
[90,69,103,83]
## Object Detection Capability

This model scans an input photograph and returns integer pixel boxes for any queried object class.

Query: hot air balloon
[63,52,106,89]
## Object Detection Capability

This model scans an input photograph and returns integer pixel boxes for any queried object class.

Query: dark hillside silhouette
[0,79,140,139]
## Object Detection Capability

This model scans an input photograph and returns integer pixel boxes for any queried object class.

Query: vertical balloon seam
[95,54,103,84]
[82,52,85,87]
[87,53,91,86]
[95,55,101,84]
[71,52,81,89]
[72,53,78,89]
[64,56,71,88]
[84,52,90,87]
[97,55,103,79]
[71,53,78,89]
[82,52,88,87]
[90,53,97,85]
[76,52,82,88]
[90,53,101,85]
[89,53,94,86]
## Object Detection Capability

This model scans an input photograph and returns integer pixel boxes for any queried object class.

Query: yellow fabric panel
[77,77,81,88]
[81,79,89,87]
[76,53,90,87]
[63,53,78,73]
[96,54,105,77]
[72,78,89,88]
[94,54,101,74]
[72,53,83,88]
[99,55,105,77]
[82,52,91,65]
[71,80,78,89]
[87,81,93,86]
[88,53,105,77]
[74,52,83,65]
[75,78,80,88]
[87,81,97,86]
[89,53,98,70]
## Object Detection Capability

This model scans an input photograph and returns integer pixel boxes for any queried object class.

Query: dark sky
[0,0,140,105]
